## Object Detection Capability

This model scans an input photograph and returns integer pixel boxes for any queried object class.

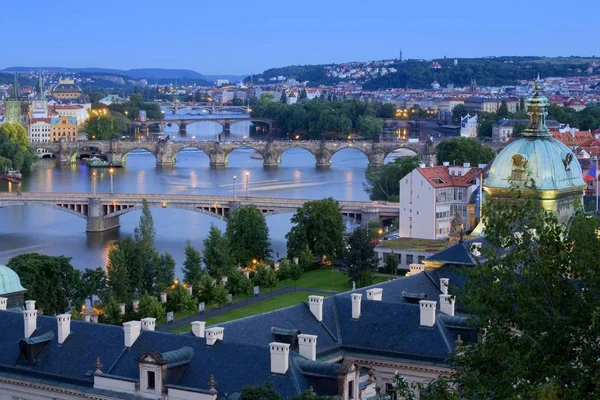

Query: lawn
[170,291,328,333]
[279,268,387,292]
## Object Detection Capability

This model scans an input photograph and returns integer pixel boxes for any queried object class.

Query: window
[347,380,354,399]
[385,383,397,399]
[406,254,414,264]
[418,256,425,263]
[147,371,156,390]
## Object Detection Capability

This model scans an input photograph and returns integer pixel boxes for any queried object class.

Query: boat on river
[86,156,122,168]
[0,168,22,184]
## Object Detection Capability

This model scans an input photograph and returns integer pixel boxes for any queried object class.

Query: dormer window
[147,371,156,390]
[432,178,445,184]
[511,153,528,183]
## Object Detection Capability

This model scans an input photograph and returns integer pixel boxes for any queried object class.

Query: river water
[0,118,405,276]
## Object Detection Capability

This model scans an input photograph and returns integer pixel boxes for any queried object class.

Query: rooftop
[379,237,450,252]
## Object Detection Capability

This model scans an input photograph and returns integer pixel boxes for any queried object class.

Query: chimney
[463,162,470,168]
[132,300,139,313]
[429,162,435,167]
[0,297,7,310]
[119,303,126,315]
[351,293,362,319]
[439,294,455,317]
[308,296,323,322]
[141,317,156,331]
[442,161,450,167]
[205,327,224,346]
[419,163,426,168]
[23,306,37,338]
[123,321,141,347]
[57,314,71,344]
[409,264,425,275]
[440,278,449,295]
[269,342,290,374]
[366,288,383,301]
[478,163,487,169]
[186,285,193,296]
[419,300,437,327]
[160,292,167,303]
[298,334,317,361]
[470,242,482,257]
[191,321,205,338]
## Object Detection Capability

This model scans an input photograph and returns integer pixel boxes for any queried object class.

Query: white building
[28,118,52,143]
[52,105,88,125]
[460,114,478,138]
[399,163,482,239]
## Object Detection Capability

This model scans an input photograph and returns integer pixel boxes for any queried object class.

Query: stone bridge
[132,117,274,134]
[34,139,439,168]
[0,192,399,232]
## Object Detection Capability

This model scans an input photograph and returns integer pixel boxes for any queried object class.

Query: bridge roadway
[34,139,440,168]
[0,192,399,233]
[131,115,274,134]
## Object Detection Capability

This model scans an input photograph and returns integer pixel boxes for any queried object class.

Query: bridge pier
[262,151,279,168]
[179,122,187,135]
[209,152,227,168]
[107,152,123,165]
[360,211,381,226]
[86,198,120,232]
[56,151,74,166]
[222,122,231,135]
[315,155,332,168]
[368,152,385,167]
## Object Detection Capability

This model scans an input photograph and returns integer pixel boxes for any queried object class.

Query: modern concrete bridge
[34,139,439,168]
[0,192,399,232]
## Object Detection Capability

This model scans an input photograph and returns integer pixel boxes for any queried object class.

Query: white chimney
[191,321,205,338]
[25,300,36,311]
[471,242,482,257]
[298,334,317,361]
[442,161,450,167]
[269,342,290,374]
[205,327,224,346]
[351,293,362,319]
[478,163,487,169]
[419,163,426,168]
[308,296,324,322]
[409,264,425,275]
[0,297,7,310]
[160,292,167,303]
[57,314,71,344]
[119,303,126,315]
[123,321,141,347]
[440,294,455,317]
[132,300,139,313]
[23,307,37,338]
[141,317,156,331]
[84,314,91,323]
[440,278,449,295]
[419,300,437,327]
[366,288,383,301]
[186,285,193,295]
[429,162,435,167]
[463,162,470,168]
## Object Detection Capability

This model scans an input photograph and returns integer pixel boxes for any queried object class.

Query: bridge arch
[172,146,211,165]
[106,203,229,221]
[121,147,158,163]
[275,145,318,165]
[224,145,264,164]
[0,202,88,219]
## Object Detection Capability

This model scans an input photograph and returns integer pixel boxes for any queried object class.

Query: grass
[379,237,450,252]
[170,291,328,333]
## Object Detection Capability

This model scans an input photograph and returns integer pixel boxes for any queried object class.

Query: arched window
[511,153,527,183]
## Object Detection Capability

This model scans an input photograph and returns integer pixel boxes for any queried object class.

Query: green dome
[485,136,585,191]
[0,265,26,295]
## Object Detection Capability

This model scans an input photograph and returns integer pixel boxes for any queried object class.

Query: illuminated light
[252,259,257,265]
[162,202,167,208]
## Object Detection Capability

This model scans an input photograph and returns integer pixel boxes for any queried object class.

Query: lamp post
[109,168,114,194]
[92,172,97,196]
[245,172,249,198]
[233,175,237,201]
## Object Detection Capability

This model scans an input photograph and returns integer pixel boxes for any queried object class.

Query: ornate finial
[93,357,103,375]
[523,76,550,137]
[208,374,217,394]
[309,386,315,395]
[368,365,376,382]
[455,334,463,348]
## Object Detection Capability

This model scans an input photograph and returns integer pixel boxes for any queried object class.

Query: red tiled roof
[417,165,482,188]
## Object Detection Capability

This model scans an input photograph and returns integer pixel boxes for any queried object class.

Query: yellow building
[51,116,78,142]
[51,79,82,100]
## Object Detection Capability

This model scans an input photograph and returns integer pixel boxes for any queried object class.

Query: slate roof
[424,241,478,266]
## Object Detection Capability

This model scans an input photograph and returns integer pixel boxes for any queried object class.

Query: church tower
[32,72,48,118]
[4,73,24,125]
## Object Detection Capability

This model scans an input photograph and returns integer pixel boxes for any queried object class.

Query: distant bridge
[159,102,251,115]
[0,192,399,232]
[131,116,274,134]
[33,139,441,168]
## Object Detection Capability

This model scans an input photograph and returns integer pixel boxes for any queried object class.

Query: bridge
[0,192,399,233]
[34,139,440,168]
[159,102,251,115]
[131,116,275,134]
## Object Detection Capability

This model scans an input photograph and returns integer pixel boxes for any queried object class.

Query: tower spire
[523,75,550,137]
[37,71,45,100]
[11,73,20,99]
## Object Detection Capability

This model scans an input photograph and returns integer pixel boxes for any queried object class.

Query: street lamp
[245,172,250,197]
[92,172,97,196]
[233,175,237,200]
[109,167,114,194]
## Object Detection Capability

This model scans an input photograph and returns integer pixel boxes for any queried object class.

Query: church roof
[52,81,82,93]
[0,265,26,295]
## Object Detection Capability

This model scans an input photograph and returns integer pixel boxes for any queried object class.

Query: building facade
[460,114,478,137]
[51,79,82,100]
[51,116,78,142]
[29,118,52,143]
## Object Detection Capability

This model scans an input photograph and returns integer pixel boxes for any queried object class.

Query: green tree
[203,224,235,278]
[436,137,496,166]
[83,111,129,140]
[289,261,304,291]
[519,96,526,112]
[277,259,291,283]
[451,104,470,124]
[7,253,80,315]
[344,227,378,287]
[239,382,282,400]
[106,245,130,303]
[356,115,383,139]
[118,236,142,296]
[70,306,83,321]
[280,90,287,104]
[364,155,420,201]
[497,100,509,117]
[183,241,204,290]
[80,267,107,307]
[212,283,229,311]
[154,252,175,294]
[297,245,315,272]
[198,275,216,303]
[226,269,253,296]
[137,291,165,319]
[0,123,35,171]
[253,264,278,294]
[286,198,345,263]
[376,103,397,118]
[226,205,271,265]
[0,122,29,150]
[166,284,197,314]
[134,199,157,293]
[103,297,122,325]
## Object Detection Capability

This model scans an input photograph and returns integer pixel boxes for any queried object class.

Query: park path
[157,286,337,332]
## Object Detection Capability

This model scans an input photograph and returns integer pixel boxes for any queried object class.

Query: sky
[2,0,598,75]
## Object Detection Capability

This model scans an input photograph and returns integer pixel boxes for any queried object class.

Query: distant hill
[2,67,246,83]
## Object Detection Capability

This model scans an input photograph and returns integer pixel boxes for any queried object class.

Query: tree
[344,227,378,287]
[118,236,142,296]
[451,104,470,124]
[440,190,600,398]
[134,199,157,293]
[376,103,397,118]
[289,262,304,291]
[357,115,383,139]
[80,267,107,307]
[212,283,229,311]
[286,198,345,263]
[239,382,282,400]
[253,264,278,295]
[280,90,287,104]
[277,259,291,283]
[364,156,420,201]
[203,224,234,278]
[83,111,129,140]
[154,252,175,294]
[198,275,216,303]
[226,269,253,297]
[183,241,204,290]
[106,245,130,303]
[7,253,80,315]
[519,96,526,112]
[226,205,271,265]
[103,297,122,325]
[0,122,29,150]
[167,284,197,314]
[297,245,315,272]
[436,137,496,166]
[497,100,509,117]
[0,123,35,171]
[137,291,165,319]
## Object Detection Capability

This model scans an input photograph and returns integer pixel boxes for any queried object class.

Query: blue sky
[2,0,597,75]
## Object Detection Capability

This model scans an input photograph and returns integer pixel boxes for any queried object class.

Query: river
[0,119,405,276]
